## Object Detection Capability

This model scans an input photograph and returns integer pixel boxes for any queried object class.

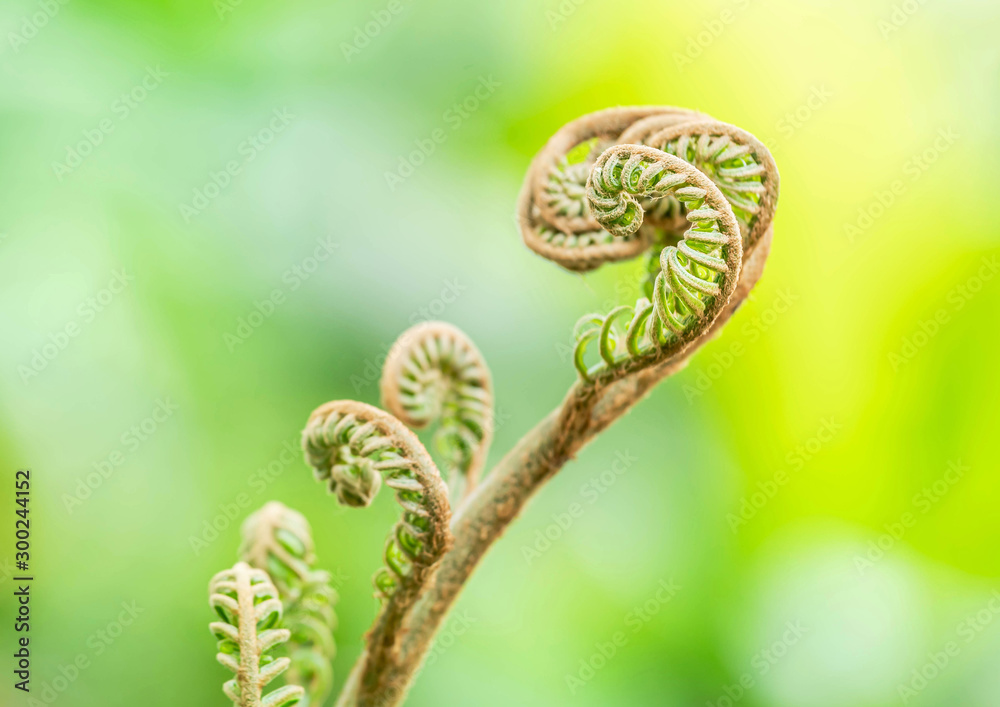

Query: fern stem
[235,566,264,707]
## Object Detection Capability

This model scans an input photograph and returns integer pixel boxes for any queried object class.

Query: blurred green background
[1,0,998,705]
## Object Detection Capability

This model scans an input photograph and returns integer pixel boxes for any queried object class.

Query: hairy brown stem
[337,226,771,706]
[332,106,779,705]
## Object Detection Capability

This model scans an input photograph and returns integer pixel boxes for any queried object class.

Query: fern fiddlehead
[380,321,494,503]
[241,502,337,707]
[516,107,780,384]
[302,401,451,599]
[301,400,451,705]
[208,562,304,707]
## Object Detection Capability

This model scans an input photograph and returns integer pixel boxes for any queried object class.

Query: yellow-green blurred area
[1,0,998,704]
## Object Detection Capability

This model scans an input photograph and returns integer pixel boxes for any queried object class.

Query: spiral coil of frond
[566,144,741,380]
[515,107,779,382]
[643,121,778,247]
[241,502,337,707]
[302,400,451,600]
[518,106,714,272]
[240,502,316,599]
[208,562,304,707]
[380,321,494,503]
[282,106,782,707]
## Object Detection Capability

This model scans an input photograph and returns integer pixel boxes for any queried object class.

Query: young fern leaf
[208,562,304,707]
[380,321,494,503]
[301,400,451,706]
[241,502,337,707]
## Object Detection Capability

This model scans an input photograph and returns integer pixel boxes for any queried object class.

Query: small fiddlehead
[302,401,451,599]
[208,562,304,707]
[240,501,317,599]
[301,400,451,705]
[241,502,337,707]
[379,321,494,503]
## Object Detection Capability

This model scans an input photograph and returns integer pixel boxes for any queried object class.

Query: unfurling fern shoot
[380,321,494,503]
[301,400,451,705]
[208,562,304,707]
[241,502,337,707]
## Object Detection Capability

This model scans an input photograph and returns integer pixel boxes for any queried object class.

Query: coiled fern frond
[517,106,779,383]
[240,501,316,598]
[380,321,494,503]
[642,120,778,246]
[301,400,451,706]
[241,502,337,707]
[208,562,304,707]
[518,106,710,271]
[302,401,451,600]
